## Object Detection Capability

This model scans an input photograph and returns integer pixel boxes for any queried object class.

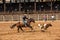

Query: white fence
[0,13,60,21]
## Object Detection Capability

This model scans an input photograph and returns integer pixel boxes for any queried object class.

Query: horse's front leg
[26,24,33,30]
[30,26,33,30]
[28,25,35,32]
[20,27,24,32]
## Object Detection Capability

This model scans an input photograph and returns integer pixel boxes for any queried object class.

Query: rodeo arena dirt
[0,0,60,40]
[0,20,60,40]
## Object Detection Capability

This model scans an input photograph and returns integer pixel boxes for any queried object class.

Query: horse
[38,23,52,32]
[10,18,35,33]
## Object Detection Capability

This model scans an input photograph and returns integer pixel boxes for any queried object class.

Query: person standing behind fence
[43,15,47,22]
[51,15,55,22]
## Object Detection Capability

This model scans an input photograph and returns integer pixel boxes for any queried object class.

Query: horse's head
[29,18,35,23]
[48,23,52,27]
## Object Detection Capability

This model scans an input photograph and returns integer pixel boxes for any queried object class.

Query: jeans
[23,20,27,26]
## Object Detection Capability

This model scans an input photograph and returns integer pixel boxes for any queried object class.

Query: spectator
[51,15,55,22]
[43,15,47,22]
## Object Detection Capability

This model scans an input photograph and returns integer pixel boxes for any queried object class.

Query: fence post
[20,15,22,21]
[38,14,39,21]
[47,14,48,21]
[29,14,30,19]
[56,14,58,20]
[3,15,5,21]
[11,15,13,21]
[1,15,3,21]
[19,15,20,21]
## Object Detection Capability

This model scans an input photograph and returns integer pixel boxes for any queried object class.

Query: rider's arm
[26,17,28,19]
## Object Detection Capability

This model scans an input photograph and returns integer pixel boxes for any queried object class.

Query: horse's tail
[10,24,16,29]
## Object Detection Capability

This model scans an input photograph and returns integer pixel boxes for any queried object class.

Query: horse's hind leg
[17,27,19,33]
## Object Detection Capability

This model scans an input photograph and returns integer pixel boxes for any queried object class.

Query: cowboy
[22,14,28,26]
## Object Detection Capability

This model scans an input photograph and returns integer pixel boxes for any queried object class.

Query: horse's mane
[30,18,34,20]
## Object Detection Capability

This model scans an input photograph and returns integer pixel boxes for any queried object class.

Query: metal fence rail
[0,13,60,21]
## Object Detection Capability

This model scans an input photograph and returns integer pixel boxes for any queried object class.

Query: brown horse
[10,18,35,32]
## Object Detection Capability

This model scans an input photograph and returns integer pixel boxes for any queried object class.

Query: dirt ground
[0,20,60,40]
